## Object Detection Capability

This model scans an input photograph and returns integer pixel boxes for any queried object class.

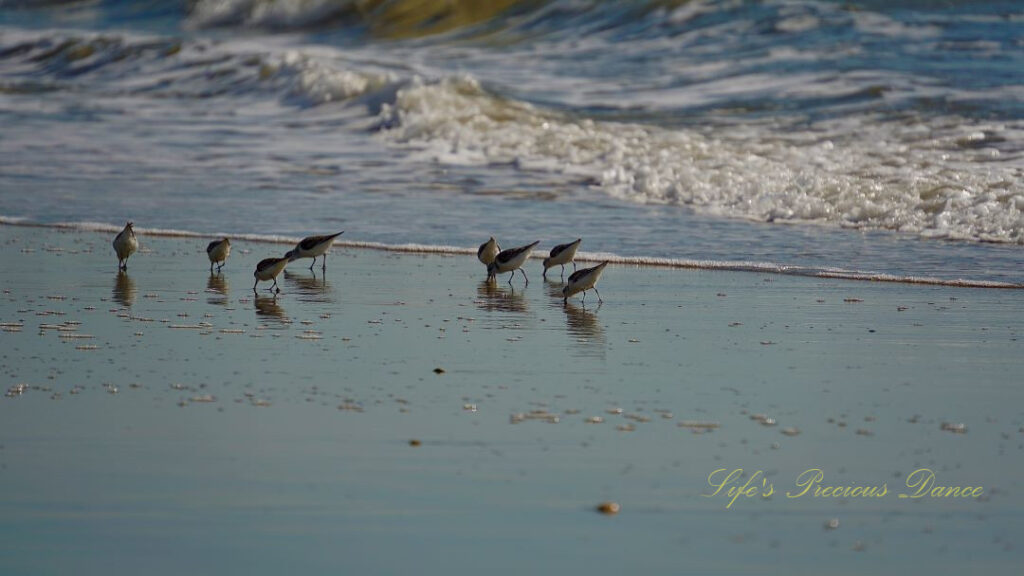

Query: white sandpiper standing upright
[112,221,138,271]
[542,238,581,279]
[487,241,540,285]
[206,238,231,273]
[286,231,344,271]
[253,256,289,293]
[562,261,609,304]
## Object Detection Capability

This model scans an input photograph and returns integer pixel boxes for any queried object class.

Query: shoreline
[3,220,1021,290]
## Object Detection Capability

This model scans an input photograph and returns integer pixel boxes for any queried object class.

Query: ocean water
[0,0,1022,283]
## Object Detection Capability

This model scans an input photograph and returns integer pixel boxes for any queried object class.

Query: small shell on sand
[596,501,620,515]
[940,422,967,434]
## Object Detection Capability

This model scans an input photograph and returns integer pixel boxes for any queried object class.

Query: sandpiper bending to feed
[206,238,231,273]
[253,257,289,293]
[286,231,344,271]
[477,237,500,266]
[112,221,138,271]
[562,261,608,304]
[543,238,581,279]
[487,241,540,285]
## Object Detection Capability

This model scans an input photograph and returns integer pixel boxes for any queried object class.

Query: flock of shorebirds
[113,222,609,304]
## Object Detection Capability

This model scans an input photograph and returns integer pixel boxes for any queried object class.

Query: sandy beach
[0,224,1021,574]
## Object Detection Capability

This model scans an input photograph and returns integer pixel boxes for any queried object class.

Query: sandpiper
[562,261,609,304]
[286,231,344,271]
[487,241,540,285]
[253,256,289,293]
[477,237,500,266]
[543,238,581,279]
[206,237,231,273]
[112,221,138,271]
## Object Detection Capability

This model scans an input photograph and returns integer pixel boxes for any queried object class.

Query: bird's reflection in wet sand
[476,279,528,314]
[544,276,566,300]
[284,269,333,303]
[112,270,136,307]
[206,273,229,306]
[254,294,288,326]
[564,300,606,357]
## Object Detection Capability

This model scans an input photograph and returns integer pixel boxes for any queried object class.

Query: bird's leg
[581,290,586,304]
[322,253,327,271]
[271,278,279,293]
[309,256,316,271]
[507,270,515,285]
[560,264,565,280]
[522,269,529,286]
[253,279,259,292]
[543,267,548,279]
[594,287,602,303]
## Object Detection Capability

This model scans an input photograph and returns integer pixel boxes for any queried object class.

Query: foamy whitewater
[1,0,1021,283]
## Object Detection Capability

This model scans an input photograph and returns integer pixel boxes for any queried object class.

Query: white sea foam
[4,219,1020,289]
[377,75,1024,244]
[188,0,355,29]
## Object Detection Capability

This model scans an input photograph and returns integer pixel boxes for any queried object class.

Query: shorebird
[253,256,289,293]
[112,221,138,271]
[477,237,500,266]
[286,231,344,271]
[562,261,608,304]
[543,238,581,279]
[206,237,231,273]
[487,241,540,285]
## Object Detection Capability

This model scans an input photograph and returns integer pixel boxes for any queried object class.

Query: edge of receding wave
[2,218,1021,289]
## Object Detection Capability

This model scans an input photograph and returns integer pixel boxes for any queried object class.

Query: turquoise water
[1,227,1022,574]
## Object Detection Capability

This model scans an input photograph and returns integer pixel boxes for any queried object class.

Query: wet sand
[1,225,1022,575]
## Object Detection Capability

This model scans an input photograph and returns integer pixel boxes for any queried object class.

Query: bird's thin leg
[543,267,548,279]
[210,262,214,273]
[507,270,514,285]
[522,268,529,286]
[309,256,316,271]
[581,290,586,304]
[322,253,327,271]
[270,278,279,292]
[253,279,259,292]
[594,287,602,303]
[560,264,565,280]
[572,261,577,271]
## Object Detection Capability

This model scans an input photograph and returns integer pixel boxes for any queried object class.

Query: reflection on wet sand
[112,270,136,307]
[254,294,288,325]
[476,279,528,314]
[284,269,333,303]
[564,300,605,357]
[543,276,566,300]
[206,273,229,306]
